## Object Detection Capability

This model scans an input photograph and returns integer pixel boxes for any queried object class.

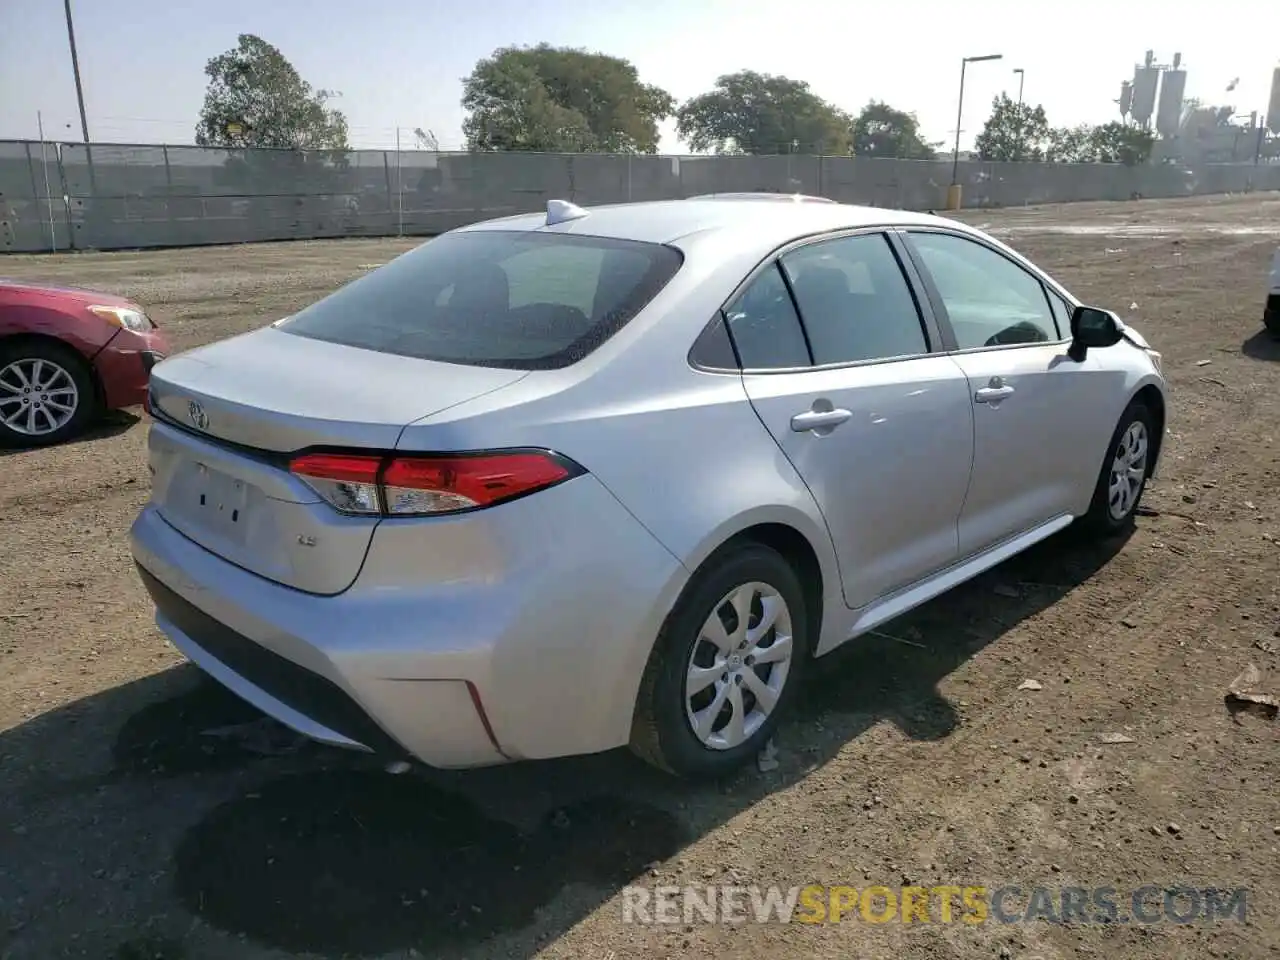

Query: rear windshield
[279,230,683,370]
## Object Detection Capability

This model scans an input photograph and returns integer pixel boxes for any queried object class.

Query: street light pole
[949,60,969,191]
[948,53,1002,210]
[1014,68,1025,106]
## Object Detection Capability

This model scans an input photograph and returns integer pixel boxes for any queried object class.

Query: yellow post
[946,183,963,211]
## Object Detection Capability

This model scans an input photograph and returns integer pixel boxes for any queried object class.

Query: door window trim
[687,226,949,375]
[896,226,1079,355]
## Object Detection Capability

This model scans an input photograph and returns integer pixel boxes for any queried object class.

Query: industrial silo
[1156,60,1187,139]
[1131,63,1160,126]
[1267,66,1280,135]
[1119,80,1133,118]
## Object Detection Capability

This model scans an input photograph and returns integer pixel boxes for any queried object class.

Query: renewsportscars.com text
[620,884,1248,926]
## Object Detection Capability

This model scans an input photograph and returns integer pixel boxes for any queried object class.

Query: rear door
[900,228,1117,558]
[734,230,975,610]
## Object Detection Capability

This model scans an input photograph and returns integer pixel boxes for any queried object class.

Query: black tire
[1264,308,1280,339]
[1077,399,1155,539]
[630,542,811,779]
[0,338,100,448]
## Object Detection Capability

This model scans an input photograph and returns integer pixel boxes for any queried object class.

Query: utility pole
[1013,68,1025,107]
[63,0,90,142]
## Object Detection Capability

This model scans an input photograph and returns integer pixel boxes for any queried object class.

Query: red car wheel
[0,338,100,447]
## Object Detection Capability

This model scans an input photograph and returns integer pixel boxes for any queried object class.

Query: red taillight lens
[288,450,578,517]
[382,453,572,515]
[290,452,384,515]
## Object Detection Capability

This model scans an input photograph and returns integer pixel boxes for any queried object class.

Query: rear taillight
[290,453,384,514]
[288,450,581,517]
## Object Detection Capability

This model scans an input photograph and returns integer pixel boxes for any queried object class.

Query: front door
[902,229,1115,557]
[730,231,975,609]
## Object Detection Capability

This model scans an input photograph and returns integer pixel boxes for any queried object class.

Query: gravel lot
[2,193,1280,960]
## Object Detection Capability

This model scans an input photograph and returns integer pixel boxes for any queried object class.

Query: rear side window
[723,264,811,369]
[281,231,683,370]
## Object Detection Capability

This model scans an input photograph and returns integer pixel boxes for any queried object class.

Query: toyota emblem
[187,399,210,431]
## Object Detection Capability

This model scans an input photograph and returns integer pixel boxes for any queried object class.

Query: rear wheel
[630,542,810,779]
[1078,399,1154,538]
[0,339,99,448]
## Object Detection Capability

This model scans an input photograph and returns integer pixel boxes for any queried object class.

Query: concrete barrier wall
[4,140,1280,253]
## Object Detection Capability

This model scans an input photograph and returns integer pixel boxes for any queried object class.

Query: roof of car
[456,197,966,246]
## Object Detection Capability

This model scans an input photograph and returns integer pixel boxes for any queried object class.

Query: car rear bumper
[95,327,171,409]
[136,564,416,757]
[128,476,688,769]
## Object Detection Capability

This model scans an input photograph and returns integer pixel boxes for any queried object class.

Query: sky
[1,0,1277,154]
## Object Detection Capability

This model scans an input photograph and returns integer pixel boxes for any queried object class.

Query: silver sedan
[131,194,1166,779]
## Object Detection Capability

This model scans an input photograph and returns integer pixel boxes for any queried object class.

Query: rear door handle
[791,408,853,432]
[974,386,1015,403]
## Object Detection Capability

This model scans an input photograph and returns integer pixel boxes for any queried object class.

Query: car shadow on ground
[0,527,1129,960]
[0,409,140,458]
[1241,329,1280,361]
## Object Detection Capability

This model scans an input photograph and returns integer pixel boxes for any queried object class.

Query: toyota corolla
[130,195,1166,779]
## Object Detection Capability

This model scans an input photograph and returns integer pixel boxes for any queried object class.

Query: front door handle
[791,408,853,433]
[974,386,1015,403]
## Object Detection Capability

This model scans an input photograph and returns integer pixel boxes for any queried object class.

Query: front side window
[779,233,929,365]
[907,231,1059,349]
[282,231,683,370]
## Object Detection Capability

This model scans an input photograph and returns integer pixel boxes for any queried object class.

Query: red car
[0,279,170,447]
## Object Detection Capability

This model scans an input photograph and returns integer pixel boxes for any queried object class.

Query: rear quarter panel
[400,368,846,646]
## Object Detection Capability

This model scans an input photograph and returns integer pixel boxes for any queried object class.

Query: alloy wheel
[0,357,80,437]
[1108,419,1148,521]
[684,581,795,751]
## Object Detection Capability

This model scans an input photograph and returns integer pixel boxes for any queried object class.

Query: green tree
[195,34,349,150]
[974,94,1050,162]
[1047,124,1097,163]
[1088,122,1155,166]
[1046,121,1156,166]
[462,44,673,153]
[676,70,852,155]
[851,101,939,159]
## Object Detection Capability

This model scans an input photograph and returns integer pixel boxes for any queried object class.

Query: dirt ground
[2,193,1280,960]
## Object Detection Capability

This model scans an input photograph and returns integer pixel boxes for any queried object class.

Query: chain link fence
[4,140,1280,253]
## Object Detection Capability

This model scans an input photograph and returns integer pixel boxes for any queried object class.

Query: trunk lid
[145,326,528,594]
[149,326,527,452]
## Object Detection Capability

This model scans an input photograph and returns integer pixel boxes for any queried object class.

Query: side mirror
[1068,305,1124,361]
